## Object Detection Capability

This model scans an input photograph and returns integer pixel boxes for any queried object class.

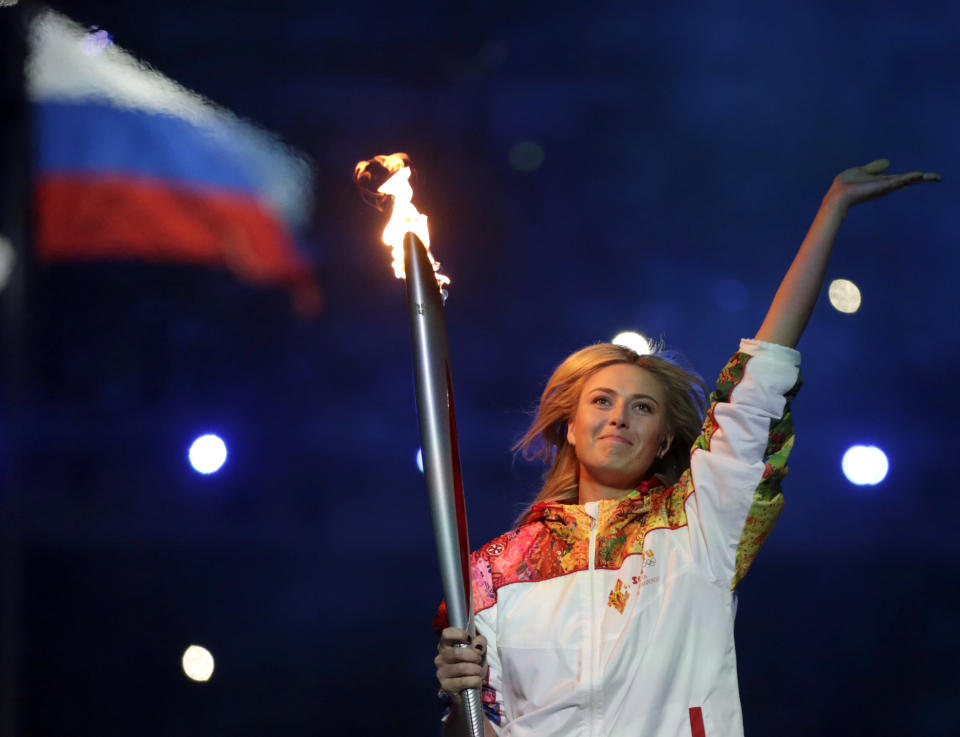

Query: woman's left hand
[827,158,941,213]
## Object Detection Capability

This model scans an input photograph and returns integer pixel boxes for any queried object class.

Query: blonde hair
[514,343,708,524]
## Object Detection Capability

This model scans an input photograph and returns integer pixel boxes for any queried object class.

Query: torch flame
[355,153,450,290]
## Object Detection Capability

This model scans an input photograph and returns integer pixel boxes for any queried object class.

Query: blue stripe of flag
[34,100,262,195]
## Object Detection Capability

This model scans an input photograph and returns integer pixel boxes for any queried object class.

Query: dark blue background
[3,0,957,734]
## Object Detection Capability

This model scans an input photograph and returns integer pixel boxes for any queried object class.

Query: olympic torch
[354,154,483,737]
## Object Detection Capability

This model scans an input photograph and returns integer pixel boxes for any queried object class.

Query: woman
[434,160,940,737]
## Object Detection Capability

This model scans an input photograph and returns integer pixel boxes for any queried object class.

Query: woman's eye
[592,396,610,406]
[633,402,650,412]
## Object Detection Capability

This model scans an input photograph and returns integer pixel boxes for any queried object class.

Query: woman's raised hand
[754,158,940,348]
[435,627,487,704]
[828,158,941,212]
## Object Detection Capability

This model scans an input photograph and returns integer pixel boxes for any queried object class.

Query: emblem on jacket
[608,578,630,614]
[608,549,661,614]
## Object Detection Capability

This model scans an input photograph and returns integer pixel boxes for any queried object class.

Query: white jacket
[438,339,801,737]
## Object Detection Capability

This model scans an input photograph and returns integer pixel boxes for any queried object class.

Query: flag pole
[0,4,33,735]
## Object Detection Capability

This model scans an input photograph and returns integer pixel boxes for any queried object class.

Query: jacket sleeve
[435,553,507,732]
[683,338,802,590]
[475,604,506,733]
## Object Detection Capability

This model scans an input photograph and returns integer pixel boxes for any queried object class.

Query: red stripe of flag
[35,174,309,284]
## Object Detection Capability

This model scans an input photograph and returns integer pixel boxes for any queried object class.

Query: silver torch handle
[403,232,484,737]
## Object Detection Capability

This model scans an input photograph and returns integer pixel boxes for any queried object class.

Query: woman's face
[566,363,672,490]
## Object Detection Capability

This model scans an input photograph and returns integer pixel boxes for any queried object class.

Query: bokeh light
[508,141,545,172]
[828,278,862,314]
[188,434,228,475]
[841,445,889,485]
[612,331,651,355]
[181,645,214,682]
[416,447,424,473]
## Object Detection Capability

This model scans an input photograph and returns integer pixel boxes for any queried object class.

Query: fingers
[436,628,488,695]
[436,657,485,678]
[890,171,941,190]
[831,159,940,210]
[438,628,488,651]
[439,674,485,695]
[859,159,941,183]
[435,649,486,693]
[899,171,941,183]
[892,171,924,188]
[438,626,471,651]
[862,158,891,174]
[435,643,484,665]
[437,633,487,663]
[837,161,941,191]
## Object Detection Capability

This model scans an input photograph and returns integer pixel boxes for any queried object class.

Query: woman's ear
[658,433,674,458]
[566,420,576,447]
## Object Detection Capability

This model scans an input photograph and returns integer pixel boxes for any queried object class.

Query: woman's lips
[599,435,633,445]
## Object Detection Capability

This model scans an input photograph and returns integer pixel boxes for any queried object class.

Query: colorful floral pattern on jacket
[730,366,802,589]
[595,477,689,570]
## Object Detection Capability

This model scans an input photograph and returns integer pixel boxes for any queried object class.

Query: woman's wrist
[821,184,851,219]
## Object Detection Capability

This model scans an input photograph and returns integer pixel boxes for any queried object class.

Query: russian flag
[27,10,319,311]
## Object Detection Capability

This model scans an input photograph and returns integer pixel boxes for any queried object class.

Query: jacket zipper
[587,503,599,737]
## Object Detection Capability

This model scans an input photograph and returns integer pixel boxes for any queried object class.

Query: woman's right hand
[435,626,487,703]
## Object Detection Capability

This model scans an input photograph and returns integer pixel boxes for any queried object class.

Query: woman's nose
[609,404,627,426]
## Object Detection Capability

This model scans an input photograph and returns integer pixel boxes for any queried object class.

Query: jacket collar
[527,476,665,526]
